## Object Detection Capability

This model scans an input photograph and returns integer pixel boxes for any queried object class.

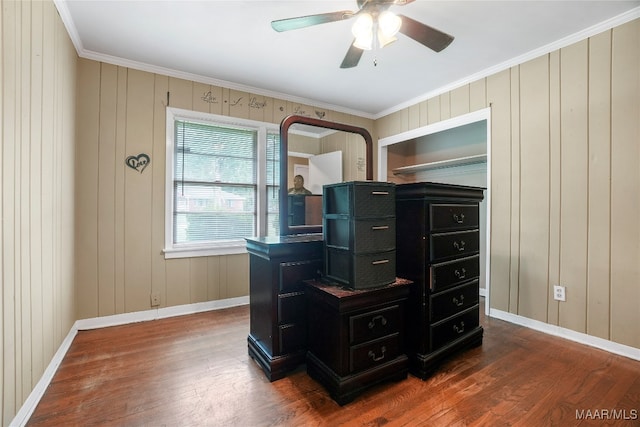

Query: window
[266,130,281,237]
[165,108,280,258]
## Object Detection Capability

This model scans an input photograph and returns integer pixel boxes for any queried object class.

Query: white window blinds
[266,130,280,236]
[173,120,257,244]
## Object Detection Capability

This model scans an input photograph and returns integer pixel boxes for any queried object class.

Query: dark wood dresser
[395,182,485,379]
[246,234,323,381]
[304,278,411,405]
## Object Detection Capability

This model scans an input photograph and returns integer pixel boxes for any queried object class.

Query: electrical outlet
[150,293,160,307]
[553,285,566,302]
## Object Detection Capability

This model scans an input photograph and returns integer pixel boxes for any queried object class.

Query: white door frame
[377,108,492,316]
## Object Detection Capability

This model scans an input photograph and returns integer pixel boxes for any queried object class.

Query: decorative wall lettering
[249,97,267,109]
[315,110,326,119]
[201,91,218,104]
[229,97,243,107]
[126,153,150,173]
[293,106,310,117]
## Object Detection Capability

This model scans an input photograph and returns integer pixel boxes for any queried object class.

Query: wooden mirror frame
[279,115,373,236]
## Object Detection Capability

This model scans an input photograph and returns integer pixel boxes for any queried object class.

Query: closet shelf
[392,154,487,175]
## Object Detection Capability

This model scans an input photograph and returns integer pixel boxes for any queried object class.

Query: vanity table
[246,234,323,381]
[247,114,374,382]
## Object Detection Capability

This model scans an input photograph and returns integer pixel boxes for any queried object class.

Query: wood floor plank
[27,301,640,426]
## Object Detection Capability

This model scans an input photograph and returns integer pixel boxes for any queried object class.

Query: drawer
[430,255,480,292]
[278,322,306,355]
[430,305,480,351]
[325,217,396,253]
[324,181,396,218]
[430,203,479,231]
[325,248,396,289]
[349,304,402,345]
[278,291,306,323]
[430,280,479,323]
[350,333,401,373]
[279,259,322,292]
[430,230,479,262]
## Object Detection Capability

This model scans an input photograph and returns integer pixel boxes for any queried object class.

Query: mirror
[279,115,373,236]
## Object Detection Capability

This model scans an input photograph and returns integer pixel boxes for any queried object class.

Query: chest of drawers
[246,234,323,381]
[395,182,485,379]
[323,181,397,289]
[304,278,411,405]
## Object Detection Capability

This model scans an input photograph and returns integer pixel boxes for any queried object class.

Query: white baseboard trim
[489,308,640,362]
[10,323,79,427]
[10,296,250,427]
[76,295,250,330]
[479,288,487,298]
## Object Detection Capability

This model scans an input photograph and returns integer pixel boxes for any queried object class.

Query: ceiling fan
[271,0,454,69]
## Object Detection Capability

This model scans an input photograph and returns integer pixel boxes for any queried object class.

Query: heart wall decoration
[126,153,150,173]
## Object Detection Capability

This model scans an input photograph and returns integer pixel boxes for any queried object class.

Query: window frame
[164,107,279,259]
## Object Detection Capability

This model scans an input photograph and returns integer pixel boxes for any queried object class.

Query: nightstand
[304,278,411,405]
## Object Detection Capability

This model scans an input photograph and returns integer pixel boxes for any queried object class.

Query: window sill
[163,241,248,259]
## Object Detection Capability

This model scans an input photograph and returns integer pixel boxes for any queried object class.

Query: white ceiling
[56,1,640,119]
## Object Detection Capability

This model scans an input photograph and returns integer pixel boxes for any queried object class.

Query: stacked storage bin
[323,181,396,289]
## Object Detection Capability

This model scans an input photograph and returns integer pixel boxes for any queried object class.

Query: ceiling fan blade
[397,14,454,52]
[340,42,364,69]
[271,11,354,32]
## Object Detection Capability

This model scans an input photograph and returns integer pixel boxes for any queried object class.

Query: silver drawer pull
[453,321,465,334]
[454,268,466,279]
[368,346,386,362]
[368,315,388,329]
[371,259,390,265]
[452,295,465,307]
[371,225,389,231]
[371,191,389,195]
[453,240,466,251]
[453,213,465,224]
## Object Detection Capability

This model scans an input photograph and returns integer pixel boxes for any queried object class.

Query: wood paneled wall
[1,1,77,425]
[320,131,368,182]
[74,59,375,320]
[3,3,635,423]
[375,19,640,349]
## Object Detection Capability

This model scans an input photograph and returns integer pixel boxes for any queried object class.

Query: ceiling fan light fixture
[378,10,401,37]
[353,33,373,50]
[377,30,397,48]
[352,13,374,50]
[272,2,454,69]
[351,13,373,39]
[351,10,400,51]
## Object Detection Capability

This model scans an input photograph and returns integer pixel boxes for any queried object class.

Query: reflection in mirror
[279,115,373,236]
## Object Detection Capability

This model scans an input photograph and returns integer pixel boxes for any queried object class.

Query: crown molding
[53,0,374,120]
[53,1,639,122]
[374,6,640,119]
[80,49,377,120]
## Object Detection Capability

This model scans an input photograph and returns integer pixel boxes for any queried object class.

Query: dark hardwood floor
[28,299,640,426]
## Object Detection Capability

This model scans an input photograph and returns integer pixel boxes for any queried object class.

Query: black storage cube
[325,217,396,253]
[324,182,396,218]
[323,181,397,289]
[325,248,396,289]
